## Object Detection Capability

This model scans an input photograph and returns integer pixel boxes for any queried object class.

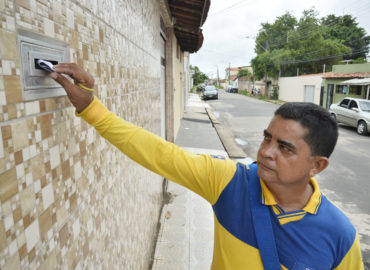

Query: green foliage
[321,14,370,60]
[237,68,252,78]
[271,85,279,100]
[190,65,209,85]
[251,9,368,78]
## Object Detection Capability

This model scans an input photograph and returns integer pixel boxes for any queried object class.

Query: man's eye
[263,136,271,142]
[279,144,291,152]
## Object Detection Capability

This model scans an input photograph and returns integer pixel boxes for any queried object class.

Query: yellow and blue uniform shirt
[78,97,364,269]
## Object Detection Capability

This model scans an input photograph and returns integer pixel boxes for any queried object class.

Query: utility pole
[228,63,231,86]
[217,65,220,87]
[323,64,326,74]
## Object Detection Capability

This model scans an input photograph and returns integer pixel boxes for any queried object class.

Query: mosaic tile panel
[1,0,165,269]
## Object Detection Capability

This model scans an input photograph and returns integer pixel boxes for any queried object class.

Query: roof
[225,66,251,71]
[323,72,370,79]
[339,78,370,85]
[169,0,210,53]
[299,72,331,77]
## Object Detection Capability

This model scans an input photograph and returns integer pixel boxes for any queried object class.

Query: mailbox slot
[18,29,70,101]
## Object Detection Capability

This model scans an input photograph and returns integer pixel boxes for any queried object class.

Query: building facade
[322,63,370,109]
[0,0,209,269]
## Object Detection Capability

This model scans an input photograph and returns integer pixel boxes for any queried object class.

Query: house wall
[333,63,370,73]
[322,63,370,108]
[322,78,367,107]
[0,1,166,269]
[173,39,184,138]
[279,75,323,104]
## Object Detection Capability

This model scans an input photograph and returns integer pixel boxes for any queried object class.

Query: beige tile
[59,223,68,247]
[1,125,12,140]
[40,113,52,139]
[39,208,52,240]
[2,253,21,270]
[13,207,22,224]
[45,249,57,269]
[62,160,70,180]
[11,120,28,152]
[14,150,23,165]
[30,155,44,180]
[82,44,88,60]
[0,168,18,203]
[20,186,35,216]
[18,244,27,260]
[7,103,17,119]
[42,183,54,210]
[4,76,22,104]
[0,127,3,158]
[0,220,6,251]
[15,0,31,10]
[49,145,60,170]
[0,29,17,60]
[25,219,40,252]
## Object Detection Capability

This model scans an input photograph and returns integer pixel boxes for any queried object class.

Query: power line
[209,0,254,16]
[279,48,369,65]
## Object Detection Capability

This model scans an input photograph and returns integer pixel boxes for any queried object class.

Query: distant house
[225,65,269,95]
[279,73,328,105]
[322,63,370,109]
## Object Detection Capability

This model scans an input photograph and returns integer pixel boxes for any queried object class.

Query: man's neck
[266,181,314,212]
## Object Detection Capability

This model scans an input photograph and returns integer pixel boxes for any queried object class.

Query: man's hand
[50,63,95,113]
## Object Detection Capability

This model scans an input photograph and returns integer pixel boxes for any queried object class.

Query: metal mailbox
[18,29,70,101]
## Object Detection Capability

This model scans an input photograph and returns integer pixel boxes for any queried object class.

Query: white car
[329,97,370,135]
[202,85,218,100]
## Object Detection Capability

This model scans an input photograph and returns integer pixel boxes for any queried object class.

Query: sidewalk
[151,94,229,269]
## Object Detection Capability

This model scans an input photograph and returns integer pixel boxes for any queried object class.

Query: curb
[205,107,247,159]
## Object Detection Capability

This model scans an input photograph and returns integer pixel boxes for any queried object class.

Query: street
[206,89,370,267]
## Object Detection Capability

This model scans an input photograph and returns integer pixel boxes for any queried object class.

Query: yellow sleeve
[77,97,237,204]
[334,234,364,270]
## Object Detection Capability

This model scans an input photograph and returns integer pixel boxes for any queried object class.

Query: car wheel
[330,113,336,122]
[357,120,368,135]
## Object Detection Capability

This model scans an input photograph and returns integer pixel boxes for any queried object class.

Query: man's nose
[260,143,276,159]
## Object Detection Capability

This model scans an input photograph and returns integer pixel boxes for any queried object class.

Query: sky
[189,0,370,79]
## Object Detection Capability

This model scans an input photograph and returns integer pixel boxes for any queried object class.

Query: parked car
[202,85,218,100]
[329,97,370,135]
[229,87,238,93]
[197,83,206,92]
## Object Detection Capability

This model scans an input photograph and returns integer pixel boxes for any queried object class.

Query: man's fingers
[53,63,94,89]
[50,72,74,94]
[53,64,76,78]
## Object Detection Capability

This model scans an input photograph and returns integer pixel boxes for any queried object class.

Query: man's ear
[309,156,329,178]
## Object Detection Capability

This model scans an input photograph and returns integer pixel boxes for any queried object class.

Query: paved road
[206,89,370,267]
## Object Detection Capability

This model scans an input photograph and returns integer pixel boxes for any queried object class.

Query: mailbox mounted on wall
[18,29,70,101]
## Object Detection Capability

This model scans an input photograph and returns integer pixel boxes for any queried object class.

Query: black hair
[274,102,338,158]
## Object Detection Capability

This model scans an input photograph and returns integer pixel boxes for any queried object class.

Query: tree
[251,9,357,78]
[237,68,252,78]
[255,12,297,54]
[190,65,209,85]
[321,14,370,60]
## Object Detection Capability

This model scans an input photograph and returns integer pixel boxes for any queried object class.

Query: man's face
[257,115,316,187]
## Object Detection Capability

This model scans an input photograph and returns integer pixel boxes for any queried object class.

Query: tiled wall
[0,0,164,269]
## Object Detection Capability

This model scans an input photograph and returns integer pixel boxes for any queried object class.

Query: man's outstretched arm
[50,64,236,204]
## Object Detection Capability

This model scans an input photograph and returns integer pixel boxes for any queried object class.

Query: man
[50,64,364,269]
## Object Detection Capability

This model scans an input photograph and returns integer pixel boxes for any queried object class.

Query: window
[339,99,350,108]
[348,100,358,109]
[336,85,348,94]
[349,85,362,95]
